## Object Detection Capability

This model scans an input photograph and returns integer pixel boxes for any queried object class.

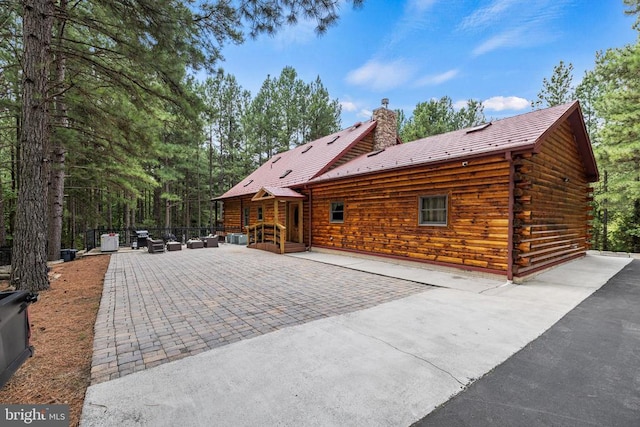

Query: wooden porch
[248,241,306,254]
[245,186,306,255]
[245,222,306,254]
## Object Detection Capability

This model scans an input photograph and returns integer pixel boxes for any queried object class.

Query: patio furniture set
[147,235,221,253]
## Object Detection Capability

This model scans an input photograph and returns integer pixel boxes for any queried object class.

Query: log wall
[512,122,592,275]
[310,155,512,272]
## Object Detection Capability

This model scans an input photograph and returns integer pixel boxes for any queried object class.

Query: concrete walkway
[81,246,631,426]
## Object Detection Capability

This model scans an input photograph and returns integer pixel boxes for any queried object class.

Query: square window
[330,201,344,223]
[419,195,447,226]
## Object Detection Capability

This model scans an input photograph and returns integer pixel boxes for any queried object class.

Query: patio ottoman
[202,236,218,248]
[187,240,204,249]
[166,241,182,251]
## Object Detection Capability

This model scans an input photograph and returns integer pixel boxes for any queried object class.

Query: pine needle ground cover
[0,255,110,427]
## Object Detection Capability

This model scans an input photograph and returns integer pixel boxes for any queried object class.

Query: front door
[287,202,301,243]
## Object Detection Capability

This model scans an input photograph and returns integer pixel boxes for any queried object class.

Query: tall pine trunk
[47,0,68,260]
[12,0,54,291]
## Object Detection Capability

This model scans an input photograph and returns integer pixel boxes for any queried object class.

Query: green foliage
[398,97,485,141]
[238,0,364,37]
[575,68,602,141]
[243,67,341,164]
[0,0,356,247]
[532,60,575,109]
[592,40,640,252]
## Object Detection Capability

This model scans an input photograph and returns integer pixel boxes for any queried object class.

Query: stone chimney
[372,98,398,151]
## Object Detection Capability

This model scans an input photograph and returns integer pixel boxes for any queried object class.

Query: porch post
[274,199,279,247]
[298,200,303,244]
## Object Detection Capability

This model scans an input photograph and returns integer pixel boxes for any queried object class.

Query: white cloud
[472,28,525,56]
[459,0,518,31]
[483,96,529,111]
[416,69,459,86]
[345,59,416,91]
[357,109,373,119]
[407,0,438,14]
[340,101,358,112]
[461,0,568,56]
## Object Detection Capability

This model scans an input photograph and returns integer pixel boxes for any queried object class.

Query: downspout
[506,152,515,281]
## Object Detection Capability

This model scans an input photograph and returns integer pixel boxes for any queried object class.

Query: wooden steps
[248,241,306,254]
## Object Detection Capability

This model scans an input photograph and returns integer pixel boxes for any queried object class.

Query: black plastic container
[0,291,38,388]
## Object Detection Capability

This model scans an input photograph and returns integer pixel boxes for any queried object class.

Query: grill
[134,230,149,249]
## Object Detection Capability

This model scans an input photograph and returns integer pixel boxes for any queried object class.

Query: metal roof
[215,121,377,199]
[253,186,305,200]
[216,101,598,201]
[311,101,598,183]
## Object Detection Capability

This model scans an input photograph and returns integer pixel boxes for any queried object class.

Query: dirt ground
[0,254,110,427]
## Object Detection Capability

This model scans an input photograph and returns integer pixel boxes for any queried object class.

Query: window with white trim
[419,195,448,226]
[330,201,344,223]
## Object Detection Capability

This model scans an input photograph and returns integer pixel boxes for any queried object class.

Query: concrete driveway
[81,245,631,426]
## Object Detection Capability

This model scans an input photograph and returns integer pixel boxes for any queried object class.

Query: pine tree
[399,97,486,141]
[12,0,54,291]
[532,60,575,109]
[592,42,640,252]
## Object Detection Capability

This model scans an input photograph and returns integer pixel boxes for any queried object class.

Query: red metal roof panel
[311,102,592,183]
[216,121,377,199]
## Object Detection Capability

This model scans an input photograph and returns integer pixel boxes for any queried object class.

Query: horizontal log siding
[513,122,592,275]
[222,198,242,231]
[310,155,511,271]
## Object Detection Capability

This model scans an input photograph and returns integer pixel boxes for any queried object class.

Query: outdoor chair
[147,238,165,253]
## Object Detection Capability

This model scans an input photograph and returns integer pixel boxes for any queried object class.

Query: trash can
[60,249,78,262]
[101,233,119,252]
[135,230,149,250]
[0,291,38,388]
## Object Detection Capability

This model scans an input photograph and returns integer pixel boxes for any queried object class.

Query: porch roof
[251,186,305,201]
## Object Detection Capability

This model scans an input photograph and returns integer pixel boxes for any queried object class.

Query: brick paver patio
[90,244,430,384]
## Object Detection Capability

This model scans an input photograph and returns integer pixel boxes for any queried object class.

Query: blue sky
[218,0,638,126]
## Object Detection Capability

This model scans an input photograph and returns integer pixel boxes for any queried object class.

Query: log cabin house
[214,101,598,280]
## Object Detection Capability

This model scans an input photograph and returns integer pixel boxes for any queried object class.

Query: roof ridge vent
[466,122,492,134]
